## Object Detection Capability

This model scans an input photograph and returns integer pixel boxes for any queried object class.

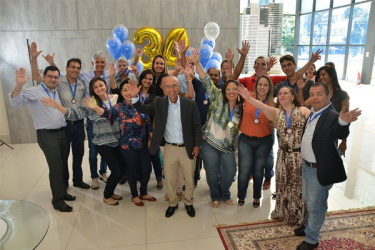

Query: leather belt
[241,133,271,141]
[37,127,65,132]
[304,160,317,168]
[279,146,301,153]
[66,119,84,125]
[166,142,185,147]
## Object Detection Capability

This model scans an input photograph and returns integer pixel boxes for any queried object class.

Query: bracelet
[186,78,192,82]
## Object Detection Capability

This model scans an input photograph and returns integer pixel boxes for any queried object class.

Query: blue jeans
[65,121,85,186]
[86,118,107,178]
[151,148,162,182]
[200,140,236,201]
[237,133,273,200]
[302,163,333,244]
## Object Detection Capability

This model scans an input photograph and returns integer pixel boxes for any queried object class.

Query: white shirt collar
[168,95,180,106]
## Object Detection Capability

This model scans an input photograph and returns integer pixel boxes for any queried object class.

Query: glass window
[329,7,350,45]
[355,0,369,2]
[334,0,352,7]
[315,0,330,11]
[297,46,310,70]
[313,11,329,45]
[299,14,312,45]
[301,0,313,14]
[350,2,371,45]
[346,46,365,81]
[282,15,295,54]
[328,46,346,79]
[312,46,326,70]
[282,0,296,14]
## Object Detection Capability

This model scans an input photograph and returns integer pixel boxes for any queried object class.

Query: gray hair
[92,51,107,63]
[115,57,129,67]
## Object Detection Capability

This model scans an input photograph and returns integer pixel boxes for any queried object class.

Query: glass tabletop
[0,200,49,250]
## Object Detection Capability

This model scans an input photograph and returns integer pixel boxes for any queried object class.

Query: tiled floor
[0,81,374,250]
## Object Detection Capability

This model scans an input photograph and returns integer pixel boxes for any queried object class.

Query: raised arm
[29,42,42,83]
[109,63,117,90]
[182,65,195,99]
[133,48,143,65]
[129,79,156,115]
[172,53,182,77]
[11,68,31,98]
[297,49,323,75]
[175,39,189,69]
[296,71,310,107]
[231,41,250,80]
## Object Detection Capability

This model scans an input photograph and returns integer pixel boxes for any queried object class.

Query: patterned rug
[217,208,375,250]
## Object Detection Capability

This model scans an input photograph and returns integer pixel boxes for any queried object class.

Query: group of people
[9,38,361,250]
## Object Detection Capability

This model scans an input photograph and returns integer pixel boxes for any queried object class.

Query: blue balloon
[210,52,222,64]
[113,25,128,43]
[199,44,213,69]
[136,61,144,73]
[121,41,135,60]
[106,36,122,60]
[205,59,220,71]
[201,36,215,49]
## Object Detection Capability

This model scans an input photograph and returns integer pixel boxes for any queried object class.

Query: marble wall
[0,0,240,143]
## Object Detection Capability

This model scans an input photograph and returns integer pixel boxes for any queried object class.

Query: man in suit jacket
[130,76,203,218]
[295,82,361,250]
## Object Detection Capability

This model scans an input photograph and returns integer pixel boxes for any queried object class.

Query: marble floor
[0,81,374,250]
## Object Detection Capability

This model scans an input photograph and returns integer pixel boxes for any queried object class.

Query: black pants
[95,145,124,199]
[37,129,68,208]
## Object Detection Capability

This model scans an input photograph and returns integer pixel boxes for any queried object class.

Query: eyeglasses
[165,84,179,89]
[226,88,238,92]
[46,75,59,80]
[117,64,128,68]
[69,66,81,70]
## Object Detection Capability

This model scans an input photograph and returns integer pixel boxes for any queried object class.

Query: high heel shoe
[253,199,260,208]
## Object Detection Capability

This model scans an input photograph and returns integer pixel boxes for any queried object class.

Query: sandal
[225,199,234,205]
[139,195,157,202]
[157,181,163,190]
[238,199,245,206]
[132,197,144,207]
[211,201,220,208]
[253,199,260,208]
[103,198,119,206]
[111,194,123,200]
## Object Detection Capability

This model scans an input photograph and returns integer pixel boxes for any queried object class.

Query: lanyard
[307,110,324,125]
[140,91,149,103]
[101,95,112,109]
[66,78,78,100]
[41,83,56,100]
[286,79,298,91]
[205,93,208,100]
[284,109,294,128]
[120,68,128,77]
[255,98,267,119]
[228,102,235,122]
[94,71,105,78]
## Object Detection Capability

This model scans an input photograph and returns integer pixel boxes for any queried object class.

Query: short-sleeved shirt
[239,74,287,92]
[331,89,349,112]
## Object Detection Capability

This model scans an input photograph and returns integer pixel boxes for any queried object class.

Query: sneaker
[99,173,108,183]
[91,178,99,190]
[263,178,271,190]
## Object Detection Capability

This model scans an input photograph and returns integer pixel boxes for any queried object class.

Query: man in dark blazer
[130,76,203,218]
[295,82,361,250]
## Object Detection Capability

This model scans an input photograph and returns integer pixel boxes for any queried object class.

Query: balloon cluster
[199,22,222,71]
[106,24,143,72]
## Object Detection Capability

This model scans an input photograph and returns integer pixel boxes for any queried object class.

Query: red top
[239,74,287,92]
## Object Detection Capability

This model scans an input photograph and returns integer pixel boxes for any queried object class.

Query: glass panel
[355,0,369,2]
[313,11,329,45]
[301,0,313,14]
[299,14,312,45]
[329,7,350,45]
[350,2,371,45]
[334,0,352,7]
[282,15,295,54]
[346,46,365,81]
[312,46,326,70]
[283,0,296,14]
[328,46,346,79]
[297,46,310,71]
[315,0,330,11]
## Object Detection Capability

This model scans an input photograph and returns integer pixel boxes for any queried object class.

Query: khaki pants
[164,143,196,206]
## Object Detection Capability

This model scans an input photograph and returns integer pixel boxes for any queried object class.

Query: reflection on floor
[0,81,374,250]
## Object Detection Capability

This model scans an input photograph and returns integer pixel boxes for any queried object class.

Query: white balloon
[204,22,220,40]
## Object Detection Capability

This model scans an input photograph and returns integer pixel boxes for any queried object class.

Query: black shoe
[194,181,198,188]
[296,241,319,250]
[272,192,276,200]
[119,175,127,185]
[63,193,76,201]
[294,226,306,236]
[165,204,179,218]
[54,203,73,212]
[73,181,90,189]
[185,204,195,217]
[182,185,185,191]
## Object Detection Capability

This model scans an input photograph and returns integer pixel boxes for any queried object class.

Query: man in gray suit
[130,76,203,218]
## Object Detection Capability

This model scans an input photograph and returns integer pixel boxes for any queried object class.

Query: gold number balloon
[163,28,190,67]
[133,27,163,70]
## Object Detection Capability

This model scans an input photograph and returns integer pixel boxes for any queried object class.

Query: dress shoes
[185,204,195,217]
[165,204,178,218]
[54,203,73,212]
[73,181,90,189]
[294,226,306,236]
[63,193,76,201]
[296,241,319,250]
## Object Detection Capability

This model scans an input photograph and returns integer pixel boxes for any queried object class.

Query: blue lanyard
[140,91,149,103]
[101,95,112,109]
[228,102,235,122]
[221,78,225,85]
[66,78,78,100]
[41,83,56,100]
[120,68,128,77]
[255,98,267,119]
[286,79,298,91]
[307,110,324,125]
[284,109,294,128]
[94,71,105,78]
[205,92,208,100]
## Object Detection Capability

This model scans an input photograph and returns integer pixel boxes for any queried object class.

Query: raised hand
[296,71,307,90]
[268,56,278,70]
[237,41,250,56]
[40,97,58,108]
[132,66,139,77]
[174,39,189,54]
[16,68,30,86]
[135,48,143,58]
[128,79,142,98]
[42,53,55,65]
[109,63,115,77]
[190,48,201,64]
[174,53,182,72]
[182,64,193,79]
[83,96,98,110]
[339,107,362,124]
[310,49,323,63]
[237,84,251,101]
[225,48,234,63]
[29,42,42,58]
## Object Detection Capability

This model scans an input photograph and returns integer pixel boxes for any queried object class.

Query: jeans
[237,133,273,200]
[65,121,85,187]
[86,118,107,178]
[200,140,236,201]
[120,146,152,198]
[302,163,333,244]
[95,145,124,199]
[151,148,163,182]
